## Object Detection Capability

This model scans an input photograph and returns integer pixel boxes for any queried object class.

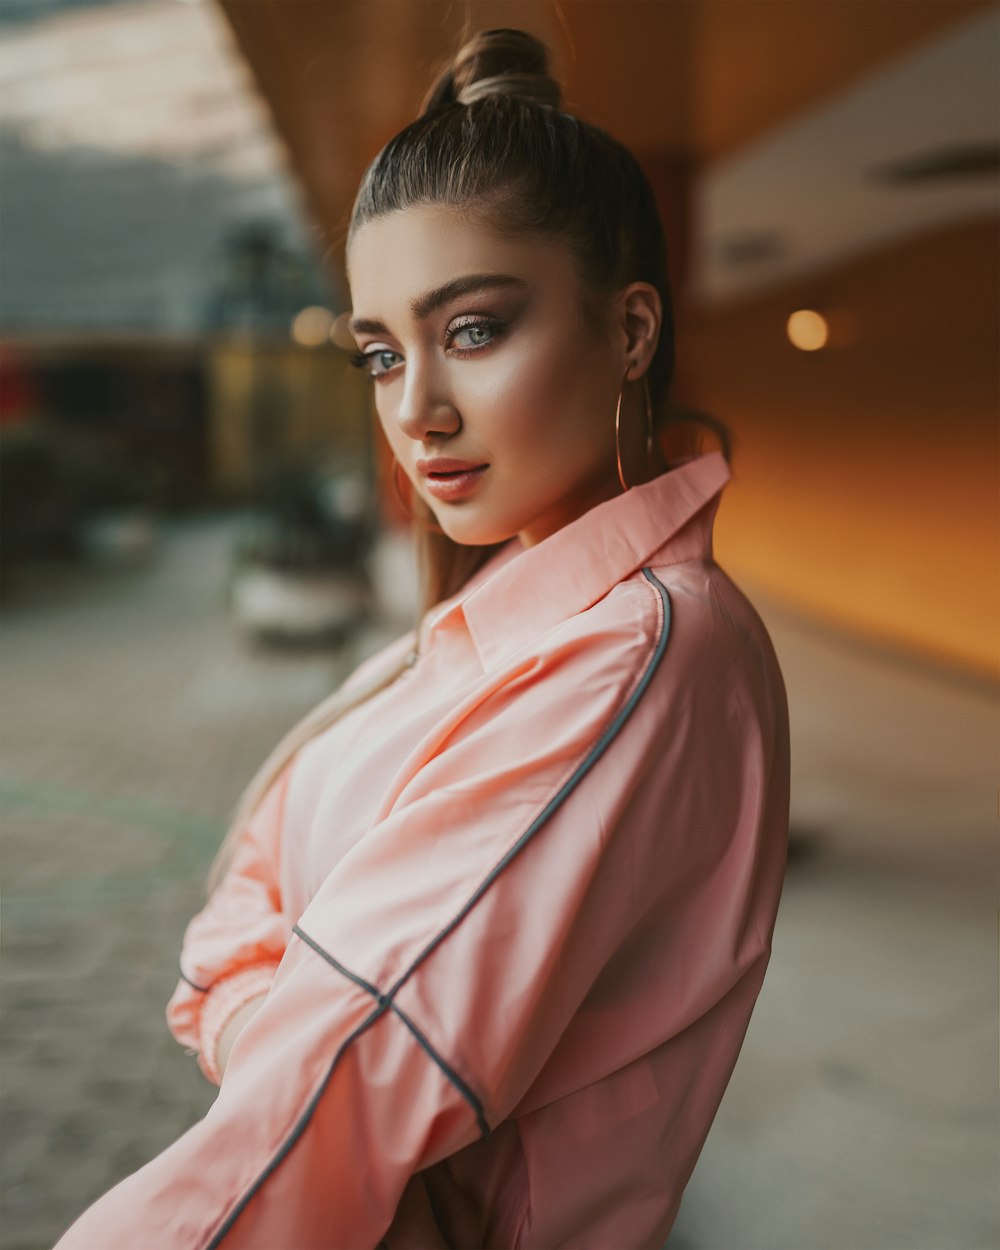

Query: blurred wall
[682,218,998,677]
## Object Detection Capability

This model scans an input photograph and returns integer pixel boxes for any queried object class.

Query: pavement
[1,514,995,1250]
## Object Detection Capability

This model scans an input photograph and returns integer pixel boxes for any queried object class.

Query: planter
[231,563,368,642]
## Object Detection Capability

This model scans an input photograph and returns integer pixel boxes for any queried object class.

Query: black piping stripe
[179,967,208,993]
[389,999,492,1139]
[291,924,493,1140]
[291,924,386,1002]
[205,997,391,1250]
[205,569,672,1248]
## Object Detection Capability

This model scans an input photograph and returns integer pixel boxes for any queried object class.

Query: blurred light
[329,310,358,350]
[291,305,334,347]
[786,309,829,352]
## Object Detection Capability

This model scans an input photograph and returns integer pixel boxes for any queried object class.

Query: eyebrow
[348,272,529,336]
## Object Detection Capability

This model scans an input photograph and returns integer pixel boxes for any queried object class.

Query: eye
[450,323,494,349]
[349,347,402,379]
[446,316,506,354]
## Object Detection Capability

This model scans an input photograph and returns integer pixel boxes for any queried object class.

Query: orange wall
[674,218,998,678]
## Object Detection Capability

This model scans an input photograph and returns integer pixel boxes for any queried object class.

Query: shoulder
[639,554,789,736]
[548,566,670,658]
[504,573,669,710]
[551,555,788,724]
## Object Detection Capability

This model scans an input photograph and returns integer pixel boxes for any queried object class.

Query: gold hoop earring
[392,459,445,534]
[615,368,655,492]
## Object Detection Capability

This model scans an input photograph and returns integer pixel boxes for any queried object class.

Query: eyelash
[348,315,508,381]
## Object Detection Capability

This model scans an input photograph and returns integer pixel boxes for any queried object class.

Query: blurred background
[0,2,996,1248]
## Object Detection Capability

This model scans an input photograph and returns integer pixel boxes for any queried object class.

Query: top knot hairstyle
[419,26,562,111]
[348,27,676,415]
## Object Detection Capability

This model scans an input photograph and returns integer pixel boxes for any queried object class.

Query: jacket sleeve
[53,591,780,1250]
[164,760,294,1082]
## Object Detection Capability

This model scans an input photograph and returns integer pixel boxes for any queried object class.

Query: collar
[425,449,732,672]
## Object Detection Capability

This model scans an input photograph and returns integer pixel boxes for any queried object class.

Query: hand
[216,991,268,1079]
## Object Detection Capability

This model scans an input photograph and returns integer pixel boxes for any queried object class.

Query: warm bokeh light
[329,310,359,350]
[786,308,830,351]
[291,305,335,347]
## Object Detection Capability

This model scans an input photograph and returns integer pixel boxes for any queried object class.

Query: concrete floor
[1,515,996,1250]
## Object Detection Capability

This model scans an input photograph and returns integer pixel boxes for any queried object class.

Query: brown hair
[206,27,730,895]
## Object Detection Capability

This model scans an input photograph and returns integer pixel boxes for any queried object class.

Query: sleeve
[54,590,778,1250]
[165,625,418,1084]
[164,759,294,1084]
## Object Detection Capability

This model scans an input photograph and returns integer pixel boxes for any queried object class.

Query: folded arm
[165,761,294,1083]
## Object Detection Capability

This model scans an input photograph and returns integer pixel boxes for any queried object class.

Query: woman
[55,28,790,1250]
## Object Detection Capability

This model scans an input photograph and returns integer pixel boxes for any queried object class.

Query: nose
[394,350,460,444]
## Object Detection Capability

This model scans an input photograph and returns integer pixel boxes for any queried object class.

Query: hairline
[346,200,619,343]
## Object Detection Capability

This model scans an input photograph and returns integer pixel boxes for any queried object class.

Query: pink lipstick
[421,464,490,501]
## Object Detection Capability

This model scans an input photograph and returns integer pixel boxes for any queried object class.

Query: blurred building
[0,0,333,334]
[0,0,366,523]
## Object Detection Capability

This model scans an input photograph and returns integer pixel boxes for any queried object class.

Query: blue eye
[347,315,507,382]
[349,348,401,379]
[446,316,506,354]
[451,323,495,349]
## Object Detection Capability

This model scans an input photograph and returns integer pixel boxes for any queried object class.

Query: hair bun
[420,28,561,116]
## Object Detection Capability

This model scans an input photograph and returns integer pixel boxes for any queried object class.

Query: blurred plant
[228,457,378,645]
[205,221,334,339]
[232,458,377,574]
[0,421,159,572]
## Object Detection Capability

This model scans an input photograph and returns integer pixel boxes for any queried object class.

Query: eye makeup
[443,314,508,354]
[348,311,513,380]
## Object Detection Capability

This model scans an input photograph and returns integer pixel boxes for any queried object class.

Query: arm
[167,625,419,1083]
[165,760,294,1083]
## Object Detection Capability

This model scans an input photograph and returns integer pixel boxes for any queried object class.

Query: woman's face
[346,203,653,548]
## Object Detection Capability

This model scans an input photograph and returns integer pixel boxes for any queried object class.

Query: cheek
[469,329,602,436]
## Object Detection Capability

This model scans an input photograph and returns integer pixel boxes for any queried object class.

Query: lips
[417,458,489,477]
[421,464,490,501]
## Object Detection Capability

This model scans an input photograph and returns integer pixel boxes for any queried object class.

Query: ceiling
[217,0,995,283]
[693,5,999,304]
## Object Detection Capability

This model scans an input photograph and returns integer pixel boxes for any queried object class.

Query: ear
[618,283,662,381]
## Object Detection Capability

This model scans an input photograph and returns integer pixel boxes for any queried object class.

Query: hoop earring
[615,368,655,492]
[392,459,445,534]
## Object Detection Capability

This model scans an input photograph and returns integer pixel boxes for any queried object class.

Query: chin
[437,513,518,548]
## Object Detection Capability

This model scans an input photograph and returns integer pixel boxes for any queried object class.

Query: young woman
[55,28,790,1250]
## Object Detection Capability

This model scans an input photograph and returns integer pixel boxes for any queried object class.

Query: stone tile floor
[1,513,995,1249]
[0,515,398,1250]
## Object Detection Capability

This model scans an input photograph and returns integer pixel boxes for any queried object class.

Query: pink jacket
[54,448,790,1249]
